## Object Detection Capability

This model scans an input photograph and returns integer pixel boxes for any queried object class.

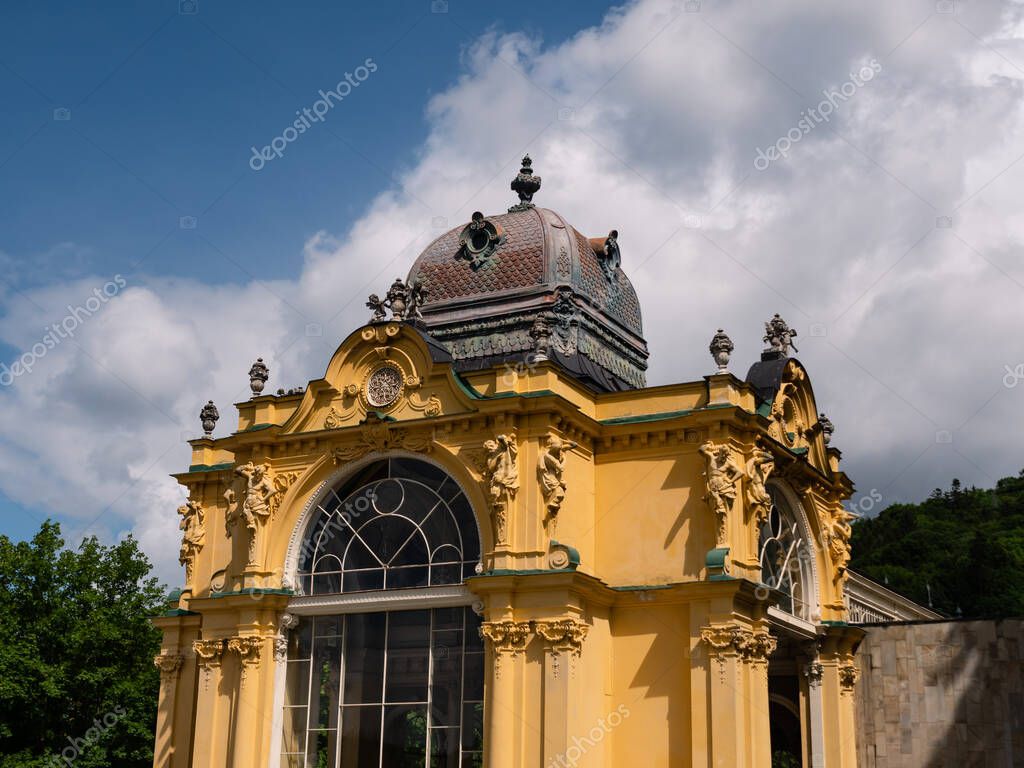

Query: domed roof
[406,157,649,391]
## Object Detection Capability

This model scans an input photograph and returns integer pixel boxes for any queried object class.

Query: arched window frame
[759,480,821,624]
[271,452,487,768]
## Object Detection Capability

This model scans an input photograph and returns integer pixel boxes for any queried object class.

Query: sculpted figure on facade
[699,441,745,548]
[538,433,577,536]
[745,442,775,525]
[826,505,858,585]
[177,499,206,584]
[482,431,519,546]
[224,461,276,565]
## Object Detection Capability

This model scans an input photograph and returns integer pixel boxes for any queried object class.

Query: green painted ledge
[187,461,235,473]
[210,588,294,599]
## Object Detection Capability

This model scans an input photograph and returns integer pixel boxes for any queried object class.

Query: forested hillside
[850,472,1024,618]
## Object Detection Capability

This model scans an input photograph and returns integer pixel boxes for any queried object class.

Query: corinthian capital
[535,618,589,656]
[154,652,185,682]
[479,620,532,656]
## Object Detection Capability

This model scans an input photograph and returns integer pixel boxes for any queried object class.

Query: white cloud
[3,0,1024,582]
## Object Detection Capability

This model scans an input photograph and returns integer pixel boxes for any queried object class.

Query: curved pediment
[746,357,831,475]
[278,322,477,435]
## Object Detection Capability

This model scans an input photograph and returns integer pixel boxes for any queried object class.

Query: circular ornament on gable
[365,364,404,408]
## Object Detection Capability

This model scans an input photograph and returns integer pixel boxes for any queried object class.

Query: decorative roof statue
[457,212,506,269]
[596,230,620,282]
[530,313,553,362]
[762,313,798,359]
[708,329,734,372]
[200,400,219,436]
[818,413,834,445]
[509,155,542,212]
[368,278,428,324]
[249,358,269,396]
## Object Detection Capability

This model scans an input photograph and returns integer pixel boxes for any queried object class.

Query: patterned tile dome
[406,157,648,391]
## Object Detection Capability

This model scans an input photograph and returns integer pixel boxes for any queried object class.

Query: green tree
[0,521,164,767]
[850,471,1024,618]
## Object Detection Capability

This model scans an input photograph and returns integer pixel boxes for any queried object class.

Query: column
[535,619,589,767]
[802,660,826,768]
[191,639,227,768]
[480,621,532,768]
[153,653,185,768]
[227,636,267,768]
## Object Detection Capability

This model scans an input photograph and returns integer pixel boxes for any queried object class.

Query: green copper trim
[210,587,294,598]
[187,461,235,473]
[239,423,276,433]
[600,409,693,425]
[705,547,734,581]
[157,608,200,618]
[756,402,772,418]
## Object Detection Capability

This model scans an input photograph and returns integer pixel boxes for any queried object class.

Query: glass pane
[462,751,484,768]
[344,612,385,705]
[430,562,461,586]
[432,607,462,631]
[429,727,460,768]
[280,753,304,768]
[343,569,384,592]
[309,636,341,731]
[389,530,429,568]
[391,457,447,491]
[385,611,430,703]
[430,641,463,726]
[312,572,341,595]
[294,619,313,660]
[372,477,405,515]
[284,660,310,706]
[339,705,382,768]
[315,616,342,638]
[462,651,484,702]
[386,565,429,590]
[464,610,484,651]
[305,729,337,768]
[280,707,307,754]
[360,515,417,566]
[382,704,428,767]
[343,537,381,571]
[461,702,484,750]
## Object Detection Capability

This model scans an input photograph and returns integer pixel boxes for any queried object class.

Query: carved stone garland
[177,499,206,585]
[192,639,225,690]
[479,620,532,679]
[154,652,185,683]
[700,624,777,683]
[227,636,264,681]
[536,619,589,679]
[481,431,519,546]
[699,441,745,548]
[838,660,859,694]
[332,412,434,463]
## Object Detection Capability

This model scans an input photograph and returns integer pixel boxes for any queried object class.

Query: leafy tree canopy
[0,521,164,768]
[850,471,1024,618]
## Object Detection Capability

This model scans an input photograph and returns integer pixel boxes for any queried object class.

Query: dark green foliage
[0,521,164,767]
[850,471,1024,618]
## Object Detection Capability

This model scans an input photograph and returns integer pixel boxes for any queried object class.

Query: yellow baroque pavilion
[154,157,865,768]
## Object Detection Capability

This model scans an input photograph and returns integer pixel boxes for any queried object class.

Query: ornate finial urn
[249,358,269,396]
[200,400,219,436]
[709,329,734,372]
[509,155,542,212]
[369,278,428,323]
[762,313,798,359]
[818,413,834,445]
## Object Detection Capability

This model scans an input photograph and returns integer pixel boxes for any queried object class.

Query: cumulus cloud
[3,0,1024,583]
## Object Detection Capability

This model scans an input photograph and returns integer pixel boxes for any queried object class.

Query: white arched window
[280,457,484,768]
[758,484,817,622]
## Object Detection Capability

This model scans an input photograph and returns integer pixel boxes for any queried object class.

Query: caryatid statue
[225,461,275,565]
[482,432,519,546]
[699,441,746,548]
[538,433,577,537]
[745,442,775,525]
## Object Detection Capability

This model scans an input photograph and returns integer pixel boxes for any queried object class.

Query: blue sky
[0,0,610,545]
[3,0,1024,582]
